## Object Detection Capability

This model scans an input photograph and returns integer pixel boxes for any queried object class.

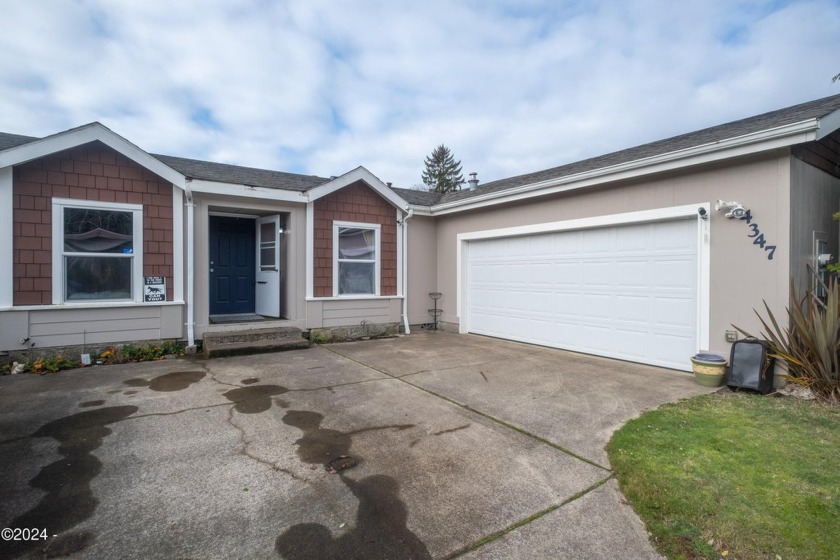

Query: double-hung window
[333,221,380,296]
[53,199,143,303]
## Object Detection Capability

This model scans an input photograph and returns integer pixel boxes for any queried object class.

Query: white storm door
[255,215,281,317]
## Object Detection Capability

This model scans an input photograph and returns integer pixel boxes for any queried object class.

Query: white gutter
[184,179,196,349]
[401,208,414,334]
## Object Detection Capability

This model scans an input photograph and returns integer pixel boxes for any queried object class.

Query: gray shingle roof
[152,154,330,192]
[4,93,840,205]
[436,93,840,205]
[390,187,443,207]
[0,132,38,151]
[0,130,330,192]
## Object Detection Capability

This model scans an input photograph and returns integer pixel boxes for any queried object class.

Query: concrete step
[202,327,311,358]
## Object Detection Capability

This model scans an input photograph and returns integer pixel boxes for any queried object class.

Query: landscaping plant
[738,277,840,404]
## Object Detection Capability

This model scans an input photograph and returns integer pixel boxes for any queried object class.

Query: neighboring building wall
[313,181,398,297]
[12,142,174,304]
[790,143,840,296]
[433,153,792,357]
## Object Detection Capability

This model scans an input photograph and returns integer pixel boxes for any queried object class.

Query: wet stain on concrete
[5,406,138,558]
[282,411,414,468]
[326,455,358,473]
[223,385,289,414]
[275,474,431,559]
[241,377,260,385]
[78,400,106,408]
[123,370,206,392]
[123,390,138,396]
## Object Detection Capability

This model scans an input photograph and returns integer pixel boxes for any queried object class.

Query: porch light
[714,199,748,219]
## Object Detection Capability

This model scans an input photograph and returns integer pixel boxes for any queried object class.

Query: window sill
[306,295,404,302]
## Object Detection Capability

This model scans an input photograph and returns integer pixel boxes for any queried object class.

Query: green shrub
[738,278,840,404]
[111,341,184,363]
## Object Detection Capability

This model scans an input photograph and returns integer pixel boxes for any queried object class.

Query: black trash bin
[726,339,775,394]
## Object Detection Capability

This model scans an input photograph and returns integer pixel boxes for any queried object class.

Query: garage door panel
[616,260,648,287]
[528,234,555,256]
[553,292,581,316]
[654,220,694,249]
[583,293,613,319]
[553,321,581,346]
[554,231,582,254]
[612,329,649,359]
[505,290,531,313]
[617,229,649,252]
[616,295,649,323]
[527,290,554,312]
[650,332,696,364]
[653,297,695,328]
[583,262,613,286]
[583,228,615,253]
[653,260,695,289]
[554,262,582,285]
[466,218,698,371]
[529,263,555,286]
[581,324,612,351]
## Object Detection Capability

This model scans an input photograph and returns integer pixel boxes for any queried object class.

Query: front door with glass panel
[255,215,281,317]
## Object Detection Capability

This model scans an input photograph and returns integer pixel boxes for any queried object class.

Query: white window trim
[52,198,144,305]
[332,220,381,297]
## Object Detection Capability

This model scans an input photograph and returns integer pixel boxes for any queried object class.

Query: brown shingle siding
[12,142,175,305]
[313,181,399,297]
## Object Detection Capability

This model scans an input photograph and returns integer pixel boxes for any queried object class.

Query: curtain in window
[338,228,375,260]
[63,208,134,300]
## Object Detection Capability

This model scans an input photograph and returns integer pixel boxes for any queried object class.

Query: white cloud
[1,0,839,187]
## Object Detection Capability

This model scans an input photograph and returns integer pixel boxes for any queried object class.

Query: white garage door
[465,219,698,371]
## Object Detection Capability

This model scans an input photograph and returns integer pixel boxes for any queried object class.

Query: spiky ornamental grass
[737,276,840,404]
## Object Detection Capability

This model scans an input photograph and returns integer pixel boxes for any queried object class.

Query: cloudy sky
[1,1,839,188]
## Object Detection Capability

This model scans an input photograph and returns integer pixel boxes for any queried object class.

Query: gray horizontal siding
[308,298,401,329]
[0,305,184,351]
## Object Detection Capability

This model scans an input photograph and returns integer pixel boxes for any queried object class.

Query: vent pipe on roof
[467,172,479,191]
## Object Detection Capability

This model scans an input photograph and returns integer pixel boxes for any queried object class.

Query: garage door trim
[456,204,711,363]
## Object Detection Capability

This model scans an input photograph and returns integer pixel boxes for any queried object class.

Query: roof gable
[0,122,186,189]
[308,166,408,210]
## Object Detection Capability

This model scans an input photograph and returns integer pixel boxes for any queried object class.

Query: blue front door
[209,216,255,315]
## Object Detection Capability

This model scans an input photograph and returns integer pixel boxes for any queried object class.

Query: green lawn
[607,393,840,560]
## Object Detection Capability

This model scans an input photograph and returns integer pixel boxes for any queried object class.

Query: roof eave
[187,178,308,202]
[429,118,820,216]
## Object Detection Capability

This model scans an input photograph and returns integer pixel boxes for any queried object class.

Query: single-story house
[2,93,840,372]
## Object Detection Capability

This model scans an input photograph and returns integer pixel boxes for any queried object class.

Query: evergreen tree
[421,144,465,193]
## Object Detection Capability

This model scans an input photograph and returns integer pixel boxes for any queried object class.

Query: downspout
[184,179,196,349]
[401,208,414,334]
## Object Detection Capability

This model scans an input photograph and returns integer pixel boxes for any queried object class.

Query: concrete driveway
[0,332,713,559]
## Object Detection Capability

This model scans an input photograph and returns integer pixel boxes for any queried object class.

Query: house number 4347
[739,210,776,260]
